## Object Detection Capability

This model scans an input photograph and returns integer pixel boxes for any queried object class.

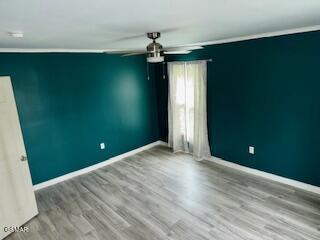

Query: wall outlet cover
[100,143,105,150]
[249,146,255,154]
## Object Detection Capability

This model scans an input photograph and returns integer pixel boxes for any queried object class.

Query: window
[168,61,211,159]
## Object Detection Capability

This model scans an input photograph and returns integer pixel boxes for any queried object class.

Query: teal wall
[2,30,319,187]
[156,30,320,187]
[0,53,159,184]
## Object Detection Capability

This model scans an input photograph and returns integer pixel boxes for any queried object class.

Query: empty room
[0,1,320,239]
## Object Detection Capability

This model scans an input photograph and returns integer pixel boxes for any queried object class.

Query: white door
[0,76,38,239]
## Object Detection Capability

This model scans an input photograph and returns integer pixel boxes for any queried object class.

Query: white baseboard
[208,156,320,195]
[34,140,319,196]
[33,140,165,191]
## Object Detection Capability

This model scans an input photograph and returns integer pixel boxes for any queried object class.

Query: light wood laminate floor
[6,146,320,240]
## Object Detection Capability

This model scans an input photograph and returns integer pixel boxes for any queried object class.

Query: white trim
[175,25,320,48]
[1,25,320,53]
[33,140,320,195]
[0,48,107,53]
[158,140,168,146]
[207,156,320,195]
[33,141,164,191]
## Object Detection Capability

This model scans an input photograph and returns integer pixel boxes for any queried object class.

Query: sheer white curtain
[168,60,211,160]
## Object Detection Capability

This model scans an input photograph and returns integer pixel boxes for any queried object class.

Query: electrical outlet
[249,146,255,155]
[100,143,105,150]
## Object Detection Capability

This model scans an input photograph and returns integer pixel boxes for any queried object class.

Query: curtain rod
[163,58,213,64]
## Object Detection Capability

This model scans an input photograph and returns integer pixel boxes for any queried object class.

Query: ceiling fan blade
[122,52,146,57]
[104,49,146,55]
[164,50,191,55]
[164,45,203,52]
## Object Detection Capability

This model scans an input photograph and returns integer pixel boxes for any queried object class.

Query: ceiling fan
[105,32,203,63]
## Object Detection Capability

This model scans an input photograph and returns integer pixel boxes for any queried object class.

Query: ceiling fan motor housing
[147,41,163,53]
[146,42,164,63]
[146,32,164,63]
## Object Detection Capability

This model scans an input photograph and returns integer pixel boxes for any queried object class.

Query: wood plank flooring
[6,145,320,240]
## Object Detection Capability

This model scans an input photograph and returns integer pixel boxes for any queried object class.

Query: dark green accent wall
[0,53,159,184]
[156,30,320,187]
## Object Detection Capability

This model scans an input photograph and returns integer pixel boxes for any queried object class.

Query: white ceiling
[1,0,320,51]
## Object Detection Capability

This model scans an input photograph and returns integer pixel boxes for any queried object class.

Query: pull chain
[162,62,166,79]
[147,61,150,81]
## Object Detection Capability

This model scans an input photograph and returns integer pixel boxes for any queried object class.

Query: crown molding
[186,25,320,47]
[0,48,106,53]
[1,25,320,53]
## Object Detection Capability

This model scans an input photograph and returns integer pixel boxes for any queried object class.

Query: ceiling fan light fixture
[147,56,164,63]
